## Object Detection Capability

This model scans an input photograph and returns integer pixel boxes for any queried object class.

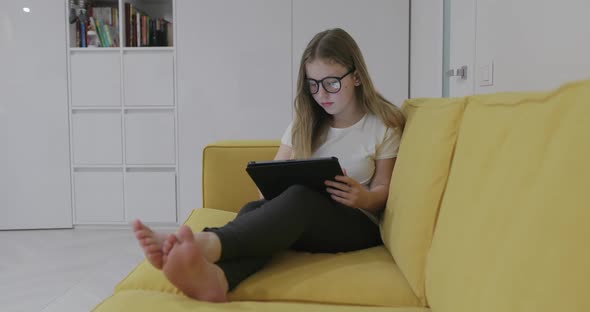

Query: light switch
[479,61,494,86]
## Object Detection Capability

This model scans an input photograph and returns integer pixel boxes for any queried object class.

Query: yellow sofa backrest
[426,79,590,312]
[202,140,279,212]
[381,97,467,304]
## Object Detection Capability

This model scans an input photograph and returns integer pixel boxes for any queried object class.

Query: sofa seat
[112,208,421,308]
[94,290,430,312]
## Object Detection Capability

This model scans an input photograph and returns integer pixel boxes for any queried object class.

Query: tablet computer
[246,157,343,200]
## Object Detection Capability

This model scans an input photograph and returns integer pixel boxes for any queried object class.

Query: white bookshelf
[66,0,178,225]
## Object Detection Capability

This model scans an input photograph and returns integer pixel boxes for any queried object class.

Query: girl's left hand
[325,173,370,209]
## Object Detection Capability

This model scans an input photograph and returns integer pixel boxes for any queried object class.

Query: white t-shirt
[280,113,401,189]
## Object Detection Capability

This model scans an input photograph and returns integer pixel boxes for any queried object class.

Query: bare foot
[132,219,170,270]
[163,225,229,302]
[162,233,178,265]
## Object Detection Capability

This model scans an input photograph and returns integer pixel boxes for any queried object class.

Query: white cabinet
[123,51,175,107]
[72,111,123,165]
[125,171,177,223]
[125,110,176,165]
[74,171,125,223]
[67,0,178,225]
[71,51,121,107]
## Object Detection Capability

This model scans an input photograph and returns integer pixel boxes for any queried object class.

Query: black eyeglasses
[305,67,356,94]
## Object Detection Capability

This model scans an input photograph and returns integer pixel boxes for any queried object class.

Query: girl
[133,28,405,302]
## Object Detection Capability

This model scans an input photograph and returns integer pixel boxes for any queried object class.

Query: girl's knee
[238,199,266,215]
[284,184,314,196]
[280,185,324,205]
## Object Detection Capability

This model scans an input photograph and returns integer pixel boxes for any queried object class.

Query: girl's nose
[316,85,329,98]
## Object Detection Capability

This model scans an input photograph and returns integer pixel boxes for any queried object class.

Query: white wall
[475,0,590,93]
[293,0,410,107]
[175,0,292,221]
[410,0,443,98]
[410,0,590,97]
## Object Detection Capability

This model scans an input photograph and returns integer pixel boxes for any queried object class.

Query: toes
[133,220,154,237]
[163,234,178,254]
[138,237,162,254]
[142,237,155,245]
[137,236,153,248]
[147,248,161,256]
[135,229,152,242]
[135,233,147,243]
[168,233,178,244]
[132,219,145,232]
[177,225,194,242]
[163,241,172,255]
[132,219,141,231]
[147,253,163,269]
[145,243,161,253]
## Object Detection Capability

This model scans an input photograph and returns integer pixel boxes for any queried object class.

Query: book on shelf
[125,3,173,47]
[71,5,119,48]
[79,20,86,47]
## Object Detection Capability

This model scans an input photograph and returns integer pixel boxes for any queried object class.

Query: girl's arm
[364,157,396,213]
[274,144,293,161]
[325,157,396,213]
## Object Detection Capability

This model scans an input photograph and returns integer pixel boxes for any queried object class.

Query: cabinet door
[71,52,121,107]
[0,0,72,229]
[125,110,176,165]
[74,171,125,223]
[123,51,174,106]
[125,171,177,223]
[72,111,123,165]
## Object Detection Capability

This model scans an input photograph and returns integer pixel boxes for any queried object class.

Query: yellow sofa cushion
[380,97,466,303]
[202,140,279,213]
[94,290,431,312]
[231,247,419,307]
[116,208,420,307]
[426,80,590,312]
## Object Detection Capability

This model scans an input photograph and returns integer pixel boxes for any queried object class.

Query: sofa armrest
[202,140,280,212]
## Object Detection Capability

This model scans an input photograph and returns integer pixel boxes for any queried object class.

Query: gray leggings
[204,184,382,291]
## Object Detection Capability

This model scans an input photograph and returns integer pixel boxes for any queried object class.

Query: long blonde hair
[292,28,405,159]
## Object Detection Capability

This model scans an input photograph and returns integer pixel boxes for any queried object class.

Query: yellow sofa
[94,79,590,312]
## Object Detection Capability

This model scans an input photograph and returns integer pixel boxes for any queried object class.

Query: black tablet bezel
[246,157,343,200]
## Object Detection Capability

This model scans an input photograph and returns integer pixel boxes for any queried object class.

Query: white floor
[0,227,154,312]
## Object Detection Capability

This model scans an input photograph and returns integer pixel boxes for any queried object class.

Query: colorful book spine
[94,18,106,47]
[79,20,86,47]
[103,23,113,47]
[125,3,131,47]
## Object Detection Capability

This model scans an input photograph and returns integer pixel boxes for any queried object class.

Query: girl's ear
[354,73,361,86]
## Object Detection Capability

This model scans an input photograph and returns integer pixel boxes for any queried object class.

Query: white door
[0,1,72,229]
[444,0,477,97]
